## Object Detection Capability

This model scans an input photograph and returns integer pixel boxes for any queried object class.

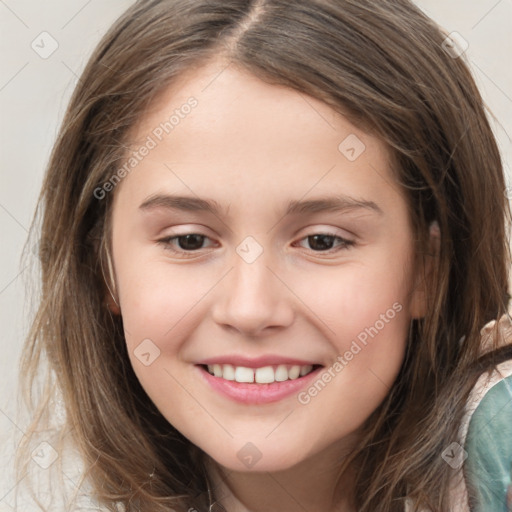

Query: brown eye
[296,233,355,252]
[157,233,216,256]
[174,234,207,251]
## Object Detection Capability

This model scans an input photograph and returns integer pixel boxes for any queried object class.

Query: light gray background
[1,1,511,510]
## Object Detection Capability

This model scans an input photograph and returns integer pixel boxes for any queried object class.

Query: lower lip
[196,365,324,404]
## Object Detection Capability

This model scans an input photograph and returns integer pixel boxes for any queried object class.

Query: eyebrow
[138,193,383,217]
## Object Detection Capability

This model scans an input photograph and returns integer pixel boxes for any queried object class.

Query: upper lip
[196,355,323,368]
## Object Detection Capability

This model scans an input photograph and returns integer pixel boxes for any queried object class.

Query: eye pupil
[308,234,335,251]
[178,234,204,250]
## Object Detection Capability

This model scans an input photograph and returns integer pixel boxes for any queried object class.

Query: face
[109,58,425,473]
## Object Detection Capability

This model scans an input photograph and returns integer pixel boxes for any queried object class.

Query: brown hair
[17,0,512,510]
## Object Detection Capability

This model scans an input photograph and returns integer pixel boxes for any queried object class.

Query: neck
[204,442,357,512]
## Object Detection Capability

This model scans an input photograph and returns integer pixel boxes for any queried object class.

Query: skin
[109,58,430,512]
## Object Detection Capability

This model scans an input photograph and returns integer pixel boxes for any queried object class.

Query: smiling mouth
[199,363,323,384]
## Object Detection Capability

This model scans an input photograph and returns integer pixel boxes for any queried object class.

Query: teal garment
[464,375,512,512]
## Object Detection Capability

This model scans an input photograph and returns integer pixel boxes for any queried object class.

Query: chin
[205,441,308,473]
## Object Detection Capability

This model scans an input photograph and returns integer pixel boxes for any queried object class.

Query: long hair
[17,1,512,510]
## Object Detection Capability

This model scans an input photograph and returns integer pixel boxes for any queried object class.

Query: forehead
[130,58,381,156]
[115,59,402,215]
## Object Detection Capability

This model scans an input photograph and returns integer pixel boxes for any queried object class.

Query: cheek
[296,253,412,348]
[290,269,409,446]
[118,258,214,341]
[293,253,412,404]
[117,262,213,418]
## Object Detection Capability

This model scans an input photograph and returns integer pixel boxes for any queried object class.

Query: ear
[105,286,121,315]
[409,221,440,319]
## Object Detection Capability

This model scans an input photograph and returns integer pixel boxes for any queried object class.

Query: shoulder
[405,315,512,512]
[452,314,512,512]
[464,370,512,512]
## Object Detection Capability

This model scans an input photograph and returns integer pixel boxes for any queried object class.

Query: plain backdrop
[1,0,511,510]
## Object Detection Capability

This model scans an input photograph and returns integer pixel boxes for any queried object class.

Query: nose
[210,250,295,337]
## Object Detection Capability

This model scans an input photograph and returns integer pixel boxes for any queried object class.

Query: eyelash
[156,232,355,257]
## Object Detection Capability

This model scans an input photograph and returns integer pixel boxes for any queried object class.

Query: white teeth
[255,366,275,384]
[235,366,254,383]
[223,364,235,381]
[274,364,289,381]
[300,364,313,376]
[205,363,316,383]
[288,365,301,379]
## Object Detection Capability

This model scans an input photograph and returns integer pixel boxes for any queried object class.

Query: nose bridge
[232,249,273,301]
[211,242,293,335]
